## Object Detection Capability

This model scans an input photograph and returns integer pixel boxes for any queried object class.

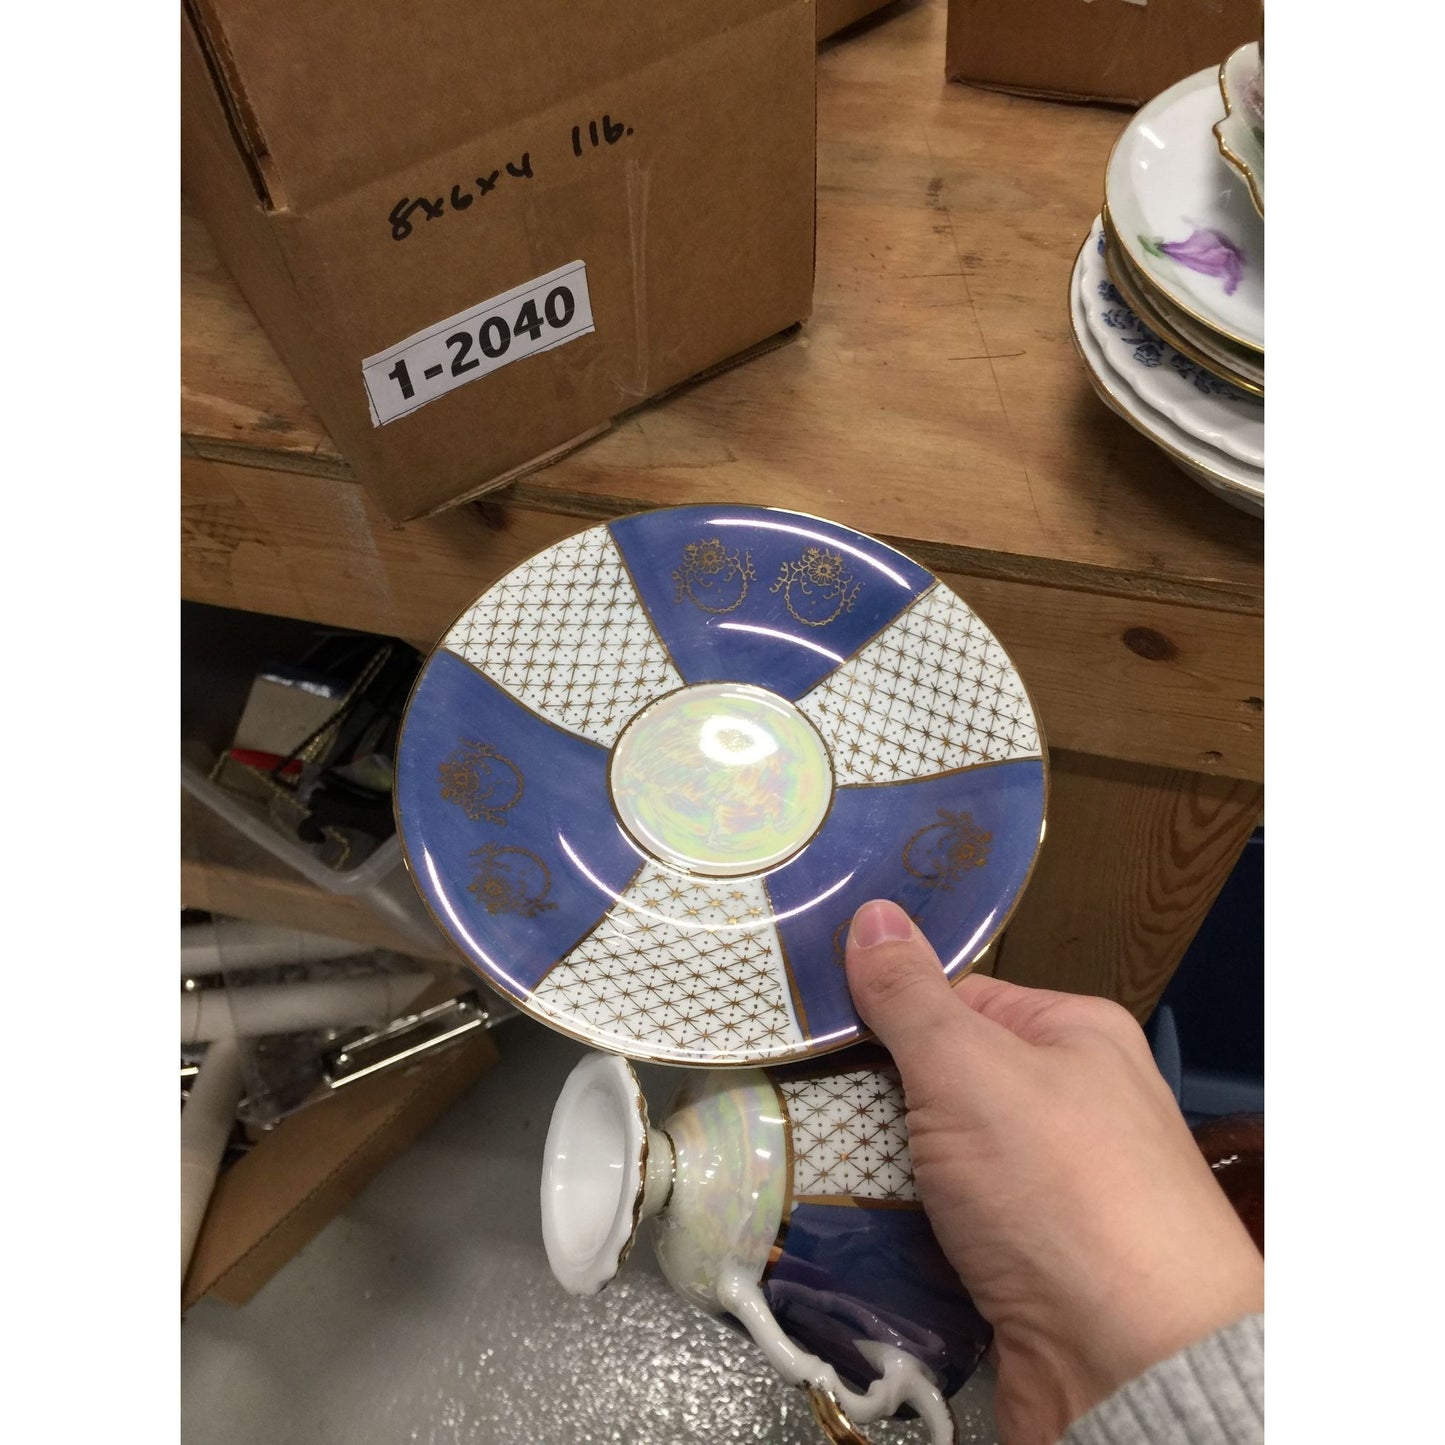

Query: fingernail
[849,900,913,949]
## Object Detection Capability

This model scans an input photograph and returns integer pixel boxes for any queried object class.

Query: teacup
[543,1047,988,1444]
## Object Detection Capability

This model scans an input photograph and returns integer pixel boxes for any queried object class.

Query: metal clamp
[319,990,494,1092]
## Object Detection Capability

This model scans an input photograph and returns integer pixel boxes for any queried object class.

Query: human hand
[844,900,1263,1445]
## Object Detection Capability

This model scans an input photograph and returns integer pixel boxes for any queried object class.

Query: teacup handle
[807,1383,933,1445]
[716,1268,958,1445]
[806,1385,876,1444]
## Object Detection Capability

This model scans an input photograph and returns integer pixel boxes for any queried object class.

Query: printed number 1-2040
[386,284,577,400]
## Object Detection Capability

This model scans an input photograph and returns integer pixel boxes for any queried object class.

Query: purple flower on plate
[1140,228,1245,296]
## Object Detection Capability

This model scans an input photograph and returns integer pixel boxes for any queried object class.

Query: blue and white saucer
[395,506,1047,1066]
[1080,220,1264,470]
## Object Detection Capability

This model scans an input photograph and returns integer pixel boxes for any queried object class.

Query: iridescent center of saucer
[608,684,833,877]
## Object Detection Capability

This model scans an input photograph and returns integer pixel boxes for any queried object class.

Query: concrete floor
[181,1016,999,1445]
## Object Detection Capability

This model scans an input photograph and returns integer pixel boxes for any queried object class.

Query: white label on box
[361,260,595,426]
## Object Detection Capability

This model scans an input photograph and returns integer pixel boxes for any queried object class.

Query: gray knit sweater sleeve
[1061,1314,1263,1445]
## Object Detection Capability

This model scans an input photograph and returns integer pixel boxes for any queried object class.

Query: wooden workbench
[181,0,1262,1020]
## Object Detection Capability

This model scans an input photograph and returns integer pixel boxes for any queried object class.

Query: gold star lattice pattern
[779,1070,920,1202]
[529,865,803,1063]
[442,526,682,747]
[796,583,1040,785]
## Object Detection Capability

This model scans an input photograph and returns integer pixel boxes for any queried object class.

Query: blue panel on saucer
[395,651,643,998]
[761,1203,990,1397]
[608,507,933,698]
[766,760,1046,1049]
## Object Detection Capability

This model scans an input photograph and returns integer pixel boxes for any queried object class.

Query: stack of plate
[1070,44,1265,517]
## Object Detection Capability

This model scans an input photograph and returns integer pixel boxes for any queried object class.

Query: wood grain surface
[994,750,1264,1018]
[182,456,1262,781]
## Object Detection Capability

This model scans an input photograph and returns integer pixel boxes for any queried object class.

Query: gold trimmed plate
[1070,230,1264,517]
[393,506,1048,1066]
[1081,218,1264,466]
[1102,208,1264,396]
[1105,66,1265,353]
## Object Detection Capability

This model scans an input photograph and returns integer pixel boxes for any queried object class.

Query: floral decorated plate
[1070,235,1264,517]
[1105,67,1264,353]
[1214,42,1264,218]
[1080,219,1264,468]
[394,507,1048,1066]
[1102,211,1264,396]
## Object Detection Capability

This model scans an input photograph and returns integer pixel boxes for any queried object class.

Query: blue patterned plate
[1081,219,1264,469]
[395,506,1047,1066]
[1069,234,1263,516]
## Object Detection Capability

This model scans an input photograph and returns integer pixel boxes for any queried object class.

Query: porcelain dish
[1105,66,1265,354]
[1214,42,1264,217]
[1101,209,1264,396]
[1070,235,1263,517]
[395,506,1047,1067]
[1080,219,1264,468]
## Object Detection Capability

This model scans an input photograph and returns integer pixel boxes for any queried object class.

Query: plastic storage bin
[181,749,440,955]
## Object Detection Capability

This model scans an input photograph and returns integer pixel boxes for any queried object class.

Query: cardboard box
[818,0,899,41]
[181,1,816,522]
[945,0,1263,108]
[182,1025,498,1310]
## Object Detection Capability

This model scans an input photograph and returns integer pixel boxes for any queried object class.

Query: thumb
[845,900,987,1075]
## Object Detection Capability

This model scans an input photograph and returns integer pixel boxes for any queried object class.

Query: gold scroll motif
[438,739,524,824]
[902,810,992,889]
[672,538,755,614]
[466,842,558,919]
[771,546,862,627]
